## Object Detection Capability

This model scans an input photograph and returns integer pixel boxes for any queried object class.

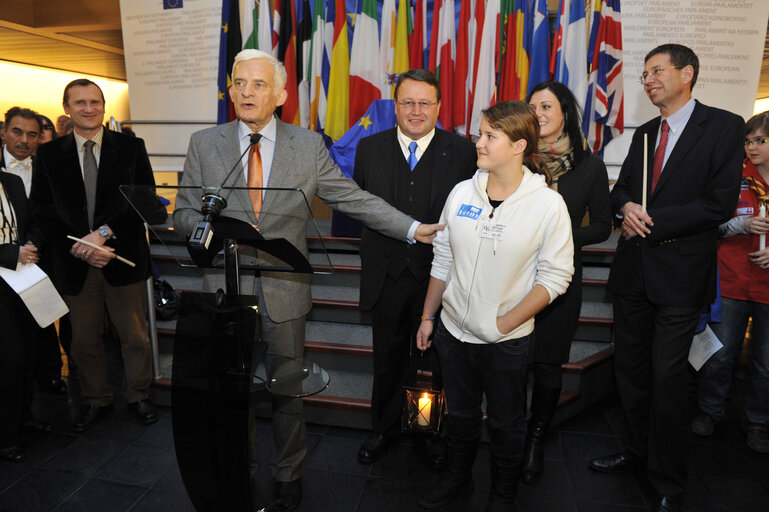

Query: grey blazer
[174,118,414,323]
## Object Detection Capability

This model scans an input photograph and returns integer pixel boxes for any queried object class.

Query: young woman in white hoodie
[415,101,574,511]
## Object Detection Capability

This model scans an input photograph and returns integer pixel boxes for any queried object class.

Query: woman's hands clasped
[18,242,39,265]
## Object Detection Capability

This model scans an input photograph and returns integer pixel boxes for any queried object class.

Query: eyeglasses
[397,100,438,110]
[638,66,684,85]
[745,138,769,147]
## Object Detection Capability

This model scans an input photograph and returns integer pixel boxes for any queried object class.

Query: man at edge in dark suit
[31,79,158,433]
[2,107,69,399]
[354,69,477,465]
[588,44,745,512]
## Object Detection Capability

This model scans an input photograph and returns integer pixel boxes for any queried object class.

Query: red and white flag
[428,0,456,130]
[349,0,381,125]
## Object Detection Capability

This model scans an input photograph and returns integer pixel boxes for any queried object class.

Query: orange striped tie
[247,133,263,216]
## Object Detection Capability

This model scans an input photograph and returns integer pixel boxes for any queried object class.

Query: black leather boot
[418,416,480,509]
[486,456,521,511]
[522,385,561,483]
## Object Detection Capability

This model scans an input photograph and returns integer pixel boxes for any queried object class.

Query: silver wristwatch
[98,225,113,239]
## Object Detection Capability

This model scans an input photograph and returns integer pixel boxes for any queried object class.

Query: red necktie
[247,133,263,216]
[651,120,669,193]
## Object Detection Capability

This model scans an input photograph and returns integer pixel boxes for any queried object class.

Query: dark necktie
[651,120,669,193]
[408,141,418,171]
[83,140,98,228]
[247,133,264,216]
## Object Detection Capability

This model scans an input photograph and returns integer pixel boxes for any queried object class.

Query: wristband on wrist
[421,316,435,322]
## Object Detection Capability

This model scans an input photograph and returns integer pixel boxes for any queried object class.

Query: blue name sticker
[457,204,482,220]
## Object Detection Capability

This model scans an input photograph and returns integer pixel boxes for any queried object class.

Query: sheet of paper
[0,262,69,328]
[0,260,46,291]
[689,325,724,371]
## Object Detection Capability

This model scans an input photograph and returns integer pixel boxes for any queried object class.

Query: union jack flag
[584,0,624,156]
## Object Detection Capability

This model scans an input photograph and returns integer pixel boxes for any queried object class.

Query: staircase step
[148,220,619,427]
[306,321,371,346]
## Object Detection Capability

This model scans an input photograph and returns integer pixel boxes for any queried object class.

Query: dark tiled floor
[2,373,768,512]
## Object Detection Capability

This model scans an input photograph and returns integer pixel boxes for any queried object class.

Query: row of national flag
[217,0,624,155]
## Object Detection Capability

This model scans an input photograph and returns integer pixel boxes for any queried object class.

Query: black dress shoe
[40,378,68,396]
[21,418,53,433]
[73,404,113,433]
[127,399,158,425]
[275,478,302,510]
[358,433,389,464]
[656,494,681,512]
[0,445,25,463]
[588,451,642,473]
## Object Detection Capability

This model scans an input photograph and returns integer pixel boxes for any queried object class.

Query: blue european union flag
[163,0,183,9]
[329,99,398,179]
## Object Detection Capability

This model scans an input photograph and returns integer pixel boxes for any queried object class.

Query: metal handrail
[121,120,216,125]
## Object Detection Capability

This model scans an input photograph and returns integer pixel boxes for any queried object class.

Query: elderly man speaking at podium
[173,49,442,510]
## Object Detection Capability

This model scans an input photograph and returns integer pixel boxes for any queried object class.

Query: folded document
[0,262,68,328]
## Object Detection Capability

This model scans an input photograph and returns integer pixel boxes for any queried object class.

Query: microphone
[216,132,262,192]
[189,132,262,249]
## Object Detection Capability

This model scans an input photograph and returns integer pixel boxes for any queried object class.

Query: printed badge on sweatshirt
[457,204,482,220]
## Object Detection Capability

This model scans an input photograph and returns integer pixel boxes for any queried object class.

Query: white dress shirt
[396,127,436,165]
[655,98,696,171]
[3,147,33,197]
[73,127,104,179]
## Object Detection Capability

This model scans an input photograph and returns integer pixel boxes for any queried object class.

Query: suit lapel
[642,120,659,204]
[430,130,452,209]
[261,119,296,220]
[377,129,399,203]
[0,172,27,239]
[57,134,90,232]
[652,101,705,198]
[96,130,119,224]
[215,121,256,222]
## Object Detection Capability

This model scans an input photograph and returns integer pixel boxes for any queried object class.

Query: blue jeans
[433,321,530,461]
[698,297,769,428]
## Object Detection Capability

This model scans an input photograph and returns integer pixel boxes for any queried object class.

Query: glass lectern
[122,184,331,511]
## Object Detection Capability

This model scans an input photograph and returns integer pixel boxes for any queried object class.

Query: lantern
[402,369,445,434]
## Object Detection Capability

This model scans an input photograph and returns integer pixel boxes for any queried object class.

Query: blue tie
[408,141,418,171]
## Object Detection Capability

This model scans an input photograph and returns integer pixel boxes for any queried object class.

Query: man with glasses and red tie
[352,69,477,466]
[588,44,745,512]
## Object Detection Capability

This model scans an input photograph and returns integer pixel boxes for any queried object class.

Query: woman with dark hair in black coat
[0,170,41,462]
[523,81,612,482]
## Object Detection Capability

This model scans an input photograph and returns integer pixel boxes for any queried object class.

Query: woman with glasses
[415,101,574,510]
[522,81,612,483]
[692,111,769,453]
[37,115,58,145]
[0,169,41,463]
